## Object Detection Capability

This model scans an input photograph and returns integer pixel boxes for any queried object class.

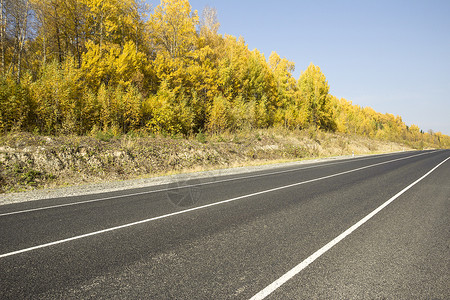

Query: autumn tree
[0,0,7,74]
[29,0,88,67]
[216,35,249,100]
[268,51,296,102]
[145,80,194,134]
[207,95,229,133]
[81,0,148,90]
[297,63,335,130]
[268,51,297,126]
[149,0,198,59]
[148,0,202,95]
[199,5,220,48]
[0,77,31,132]
[4,0,33,81]
[0,0,448,149]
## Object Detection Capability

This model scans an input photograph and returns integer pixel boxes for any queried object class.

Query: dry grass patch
[0,130,412,193]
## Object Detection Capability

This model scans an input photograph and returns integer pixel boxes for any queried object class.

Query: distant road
[1,150,449,299]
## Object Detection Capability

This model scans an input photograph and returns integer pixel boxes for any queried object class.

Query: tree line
[0,0,448,148]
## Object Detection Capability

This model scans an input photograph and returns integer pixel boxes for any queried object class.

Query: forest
[0,0,448,149]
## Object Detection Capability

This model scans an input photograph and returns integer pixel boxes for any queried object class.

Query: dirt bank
[0,129,411,193]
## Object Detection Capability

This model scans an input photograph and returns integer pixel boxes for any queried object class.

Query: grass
[0,129,414,193]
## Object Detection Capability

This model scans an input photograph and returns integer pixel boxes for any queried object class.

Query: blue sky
[147,0,450,135]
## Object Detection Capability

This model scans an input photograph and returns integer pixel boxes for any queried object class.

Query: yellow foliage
[82,41,146,89]
[149,0,199,58]
[30,60,83,134]
[145,81,194,134]
[297,63,335,130]
[0,78,31,133]
[207,95,230,133]
[2,0,448,149]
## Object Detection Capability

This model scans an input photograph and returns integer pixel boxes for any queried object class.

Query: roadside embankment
[0,129,412,195]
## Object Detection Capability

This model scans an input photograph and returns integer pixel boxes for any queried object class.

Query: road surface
[1,150,449,299]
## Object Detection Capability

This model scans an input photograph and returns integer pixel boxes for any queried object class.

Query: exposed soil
[0,129,412,193]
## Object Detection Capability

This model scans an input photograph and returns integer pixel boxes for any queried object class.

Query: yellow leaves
[151,41,220,107]
[0,79,31,133]
[297,63,335,130]
[82,40,146,89]
[269,52,295,79]
[152,53,186,95]
[186,46,219,100]
[83,0,142,45]
[8,0,450,150]
[150,0,199,58]
[145,80,194,134]
[93,84,144,132]
[81,42,106,87]
[118,86,144,131]
[329,96,348,133]
[207,95,230,133]
[30,60,84,134]
[217,36,252,100]
[268,52,297,109]
[115,42,146,87]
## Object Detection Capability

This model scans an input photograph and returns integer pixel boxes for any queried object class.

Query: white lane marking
[0,151,427,217]
[249,156,450,300]
[0,151,438,258]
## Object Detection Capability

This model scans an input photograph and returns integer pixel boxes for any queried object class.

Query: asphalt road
[0,150,449,299]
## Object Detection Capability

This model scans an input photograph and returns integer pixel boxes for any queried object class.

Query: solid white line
[249,156,450,300]
[0,151,426,217]
[0,151,436,258]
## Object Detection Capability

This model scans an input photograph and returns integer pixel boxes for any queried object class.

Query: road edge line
[249,155,450,300]
[0,151,432,217]
[0,151,440,258]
